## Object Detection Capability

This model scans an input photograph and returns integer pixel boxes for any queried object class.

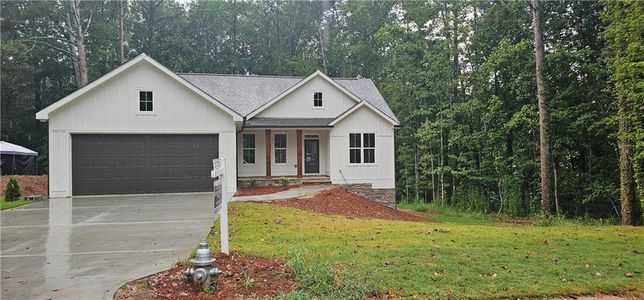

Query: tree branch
[19,38,75,56]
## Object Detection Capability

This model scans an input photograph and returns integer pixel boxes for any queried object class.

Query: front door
[304,139,319,174]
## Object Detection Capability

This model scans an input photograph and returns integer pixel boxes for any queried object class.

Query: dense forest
[1,0,642,223]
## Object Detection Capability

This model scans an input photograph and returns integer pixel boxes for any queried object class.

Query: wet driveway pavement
[1,193,215,299]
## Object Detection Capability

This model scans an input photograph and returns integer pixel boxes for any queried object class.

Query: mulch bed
[234,185,300,197]
[115,252,294,300]
[0,175,48,198]
[273,187,430,222]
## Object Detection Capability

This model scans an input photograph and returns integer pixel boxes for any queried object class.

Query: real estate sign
[211,158,229,254]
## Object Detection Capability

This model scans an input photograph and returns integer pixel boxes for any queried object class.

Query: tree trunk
[430,146,436,203]
[554,164,560,215]
[618,93,637,225]
[531,0,550,214]
[65,11,82,88]
[70,0,89,88]
[414,142,419,201]
[119,0,126,64]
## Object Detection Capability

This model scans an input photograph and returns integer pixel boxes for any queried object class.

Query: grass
[208,202,644,299]
[0,198,32,210]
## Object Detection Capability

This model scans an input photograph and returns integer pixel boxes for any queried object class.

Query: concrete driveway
[1,193,215,299]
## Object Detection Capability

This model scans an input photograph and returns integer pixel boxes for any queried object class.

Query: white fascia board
[35,54,243,121]
[329,100,400,126]
[36,54,147,120]
[246,70,363,119]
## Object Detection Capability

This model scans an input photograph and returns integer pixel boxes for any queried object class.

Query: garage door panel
[72,134,218,195]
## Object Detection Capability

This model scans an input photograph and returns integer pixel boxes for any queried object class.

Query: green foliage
[2,0,640,219]
[0,198,31,210]
[4,177,21,202]
[601,0,644,223]
[280,177,289,187]
[248,178,256,187]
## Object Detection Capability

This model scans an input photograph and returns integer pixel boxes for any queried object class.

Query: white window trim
[135,87,157,116]
[313,91,323,107]
[273,133,287,164]
[139,90,154,112]
[349,133,362,165]
[242,134,256,165]
[349,133,376,165]
[363,133,376,164]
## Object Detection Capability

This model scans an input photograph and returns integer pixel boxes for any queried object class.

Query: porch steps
[301,177,332,185]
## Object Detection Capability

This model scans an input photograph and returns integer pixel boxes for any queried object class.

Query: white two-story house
[36,54,400,205]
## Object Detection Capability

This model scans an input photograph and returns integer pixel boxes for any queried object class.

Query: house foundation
[339,184,396,208]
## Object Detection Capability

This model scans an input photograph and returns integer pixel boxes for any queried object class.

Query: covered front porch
[236,119,332,185]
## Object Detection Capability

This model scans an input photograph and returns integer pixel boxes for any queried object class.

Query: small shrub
[241,269,256,289]
[4,177,21,201]
[280,177,289,187]
[249,178,257,187]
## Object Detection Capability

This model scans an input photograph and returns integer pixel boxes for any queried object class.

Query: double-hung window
[349,133,361,163]
[349,133,375,164]
[242,134,255,164]
[314,92,323,107]
[139,91,153,111]
[274,133,287,164]
[363,133,375,163]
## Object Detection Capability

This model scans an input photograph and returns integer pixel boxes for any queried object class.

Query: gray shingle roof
[245,117,335,128]
[178,73,398,123]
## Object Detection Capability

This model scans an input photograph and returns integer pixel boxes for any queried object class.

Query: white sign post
[211,158,229,255]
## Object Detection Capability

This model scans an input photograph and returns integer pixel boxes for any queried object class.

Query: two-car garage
[36,54,239,198]
[71,134,218,195]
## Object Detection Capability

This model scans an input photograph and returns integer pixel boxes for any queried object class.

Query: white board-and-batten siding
[329,106,395,189]
[47,61,237,197]
[256,76,356,119]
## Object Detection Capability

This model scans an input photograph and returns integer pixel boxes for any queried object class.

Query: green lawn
[208,202,643,299]
[0,198,32,210]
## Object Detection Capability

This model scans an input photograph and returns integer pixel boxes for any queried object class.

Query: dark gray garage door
[72,134,218,195]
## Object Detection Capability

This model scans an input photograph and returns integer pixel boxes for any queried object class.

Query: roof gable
[36,54,242,121]
[246,71,363,119]
[179,72,399,123]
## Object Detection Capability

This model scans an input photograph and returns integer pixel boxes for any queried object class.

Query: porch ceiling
[244,117,334,128]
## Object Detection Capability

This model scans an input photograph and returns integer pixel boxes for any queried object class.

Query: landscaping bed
[234,185,299,197]
[0,175,48,198]
[114,252,293,300]
[273,187,428,222]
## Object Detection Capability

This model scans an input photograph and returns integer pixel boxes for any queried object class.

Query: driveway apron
[1,193,215,299]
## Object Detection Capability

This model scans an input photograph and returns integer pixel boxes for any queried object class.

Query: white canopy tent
[1,141,38,156]
[1,141,38,175]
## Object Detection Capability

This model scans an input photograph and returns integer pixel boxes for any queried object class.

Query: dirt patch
[530,291,644,300]
[273,187,430,222]
[498,218,536,226]
[114,252,294,300]
[234,185,299,197]
[0,175,48,198]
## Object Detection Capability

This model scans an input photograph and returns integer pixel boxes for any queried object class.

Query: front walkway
[1,193,214,300]
[232,184,333,202]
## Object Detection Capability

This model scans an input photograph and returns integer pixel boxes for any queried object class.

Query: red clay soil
[274,187,429,222]
[234,185,299,197]
[0,175,48,198]
[114,252,294,300]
